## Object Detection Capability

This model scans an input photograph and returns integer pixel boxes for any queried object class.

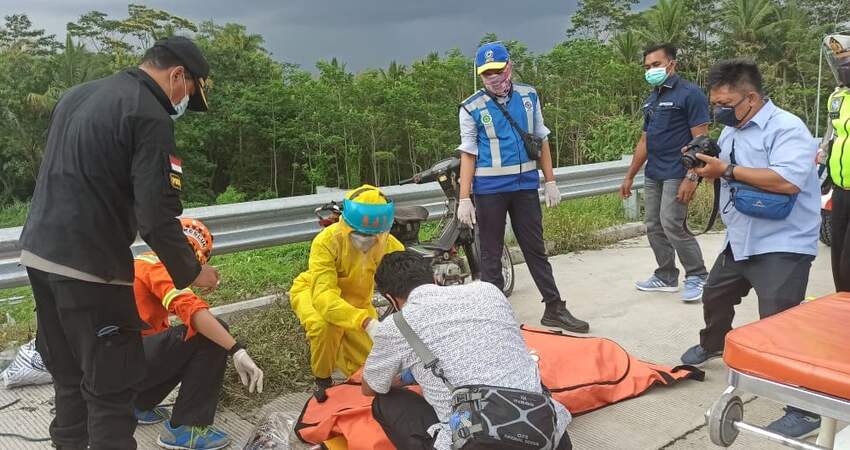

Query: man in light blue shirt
[680,59,821,439]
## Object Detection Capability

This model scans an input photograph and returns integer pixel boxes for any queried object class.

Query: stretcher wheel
[708,393,743,447]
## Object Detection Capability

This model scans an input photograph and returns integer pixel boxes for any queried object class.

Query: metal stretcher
[706,292,850,449]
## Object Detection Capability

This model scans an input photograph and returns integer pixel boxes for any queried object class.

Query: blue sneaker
[682,275,706,302]
[136,407,170,425]
[766,408,821,438]
[158,422,231,450]
[680,344,722,366]
[635,275,678,292]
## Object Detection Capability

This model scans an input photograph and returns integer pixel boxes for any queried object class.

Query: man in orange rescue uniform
[133,218,264,450]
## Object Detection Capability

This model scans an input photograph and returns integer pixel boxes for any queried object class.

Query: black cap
[153,36,210,111]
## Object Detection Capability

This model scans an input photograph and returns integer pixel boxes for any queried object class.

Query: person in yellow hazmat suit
[290,185,404,402]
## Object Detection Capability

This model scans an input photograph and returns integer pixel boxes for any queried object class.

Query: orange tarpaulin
[295,326,703,450]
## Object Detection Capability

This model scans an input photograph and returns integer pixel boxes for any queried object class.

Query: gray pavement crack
[657,397,758,449]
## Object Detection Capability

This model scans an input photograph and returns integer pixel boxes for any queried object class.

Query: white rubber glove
[365,318,379,339]
[544,181,561,208]
[233,349,264,394]
[457,198,476,227]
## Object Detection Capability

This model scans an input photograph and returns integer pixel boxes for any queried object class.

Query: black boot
[541,301,589,334]
[314,377,334,403]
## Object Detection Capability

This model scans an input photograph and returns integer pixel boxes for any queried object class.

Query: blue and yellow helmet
[342,185,394,235]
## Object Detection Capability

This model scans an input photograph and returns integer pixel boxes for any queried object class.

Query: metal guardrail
[0,156,642,289]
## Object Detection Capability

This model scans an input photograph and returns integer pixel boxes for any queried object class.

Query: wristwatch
[722,163,737,181]
[228,341,246,356]
[685,171,699,182]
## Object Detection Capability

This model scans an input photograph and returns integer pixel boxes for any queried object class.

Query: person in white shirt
[362,250,573,450]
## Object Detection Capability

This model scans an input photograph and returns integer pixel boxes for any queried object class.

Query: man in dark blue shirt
[620,44,710,302]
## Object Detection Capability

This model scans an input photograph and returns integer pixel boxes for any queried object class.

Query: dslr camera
[681,135,721,169]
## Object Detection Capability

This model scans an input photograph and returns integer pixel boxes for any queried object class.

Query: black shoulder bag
[392,311,558,450]
[485,93,543,161]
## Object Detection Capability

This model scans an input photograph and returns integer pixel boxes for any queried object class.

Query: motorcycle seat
[394,205,429,223]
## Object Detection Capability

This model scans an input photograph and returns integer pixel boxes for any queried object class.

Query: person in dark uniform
[620,44,710,303]
[19,36,219,450]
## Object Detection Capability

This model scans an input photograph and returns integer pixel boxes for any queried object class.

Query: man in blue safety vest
[455,41,589,333]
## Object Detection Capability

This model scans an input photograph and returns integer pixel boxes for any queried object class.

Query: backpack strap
[392,311,454,390]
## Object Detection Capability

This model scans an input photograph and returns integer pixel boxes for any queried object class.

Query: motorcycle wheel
[501,245,515,297]
[469,226,515,298]
[372,293,394,321]
[821,211,832,247]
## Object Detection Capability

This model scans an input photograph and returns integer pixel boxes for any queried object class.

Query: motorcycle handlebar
[401,157,459,185]
[401,170,432,185]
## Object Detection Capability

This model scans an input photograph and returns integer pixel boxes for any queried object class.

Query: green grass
[204,242,310,307]
[542,193,630,253]
[0,286,36,348]
[0,201,28,228]
[220,301,313,413]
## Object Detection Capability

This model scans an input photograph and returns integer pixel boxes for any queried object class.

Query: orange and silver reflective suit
[134,252,210,339]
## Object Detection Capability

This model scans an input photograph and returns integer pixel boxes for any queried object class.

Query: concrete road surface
[0,231,837,449]
[507,232,835,450]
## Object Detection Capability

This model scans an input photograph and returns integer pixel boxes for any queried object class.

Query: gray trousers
[644,178,707,284]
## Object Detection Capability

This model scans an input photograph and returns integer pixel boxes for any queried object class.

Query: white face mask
[350,233,378,253]
[171,95,189,120]
[169,70,190,121]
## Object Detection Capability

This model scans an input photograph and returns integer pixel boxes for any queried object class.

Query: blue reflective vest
[462,84,541,195]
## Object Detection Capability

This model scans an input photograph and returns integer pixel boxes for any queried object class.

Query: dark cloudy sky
[2,0,652,72]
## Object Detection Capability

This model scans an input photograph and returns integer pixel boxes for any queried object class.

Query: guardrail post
[623,189,641,221]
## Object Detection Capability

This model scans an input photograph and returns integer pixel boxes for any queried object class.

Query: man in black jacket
[19,36,219,450]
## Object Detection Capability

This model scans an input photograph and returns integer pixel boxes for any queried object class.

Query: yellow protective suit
[290,219,404,378]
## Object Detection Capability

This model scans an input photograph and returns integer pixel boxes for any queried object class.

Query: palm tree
[637,0,692,49]
[611,30,643,64]
[721,0,780,57]
[379,61,407,82]
[26,35,104,113]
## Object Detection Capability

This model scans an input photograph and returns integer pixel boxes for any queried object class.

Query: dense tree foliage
[0,2,842,206]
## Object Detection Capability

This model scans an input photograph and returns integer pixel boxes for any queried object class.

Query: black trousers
[372,388,572,450]
[29,268,146,450]
[475,189,561,303]
[699,247,814,352]
[831,188,850,291]
[699,248,817,419]
[135,322,228,427]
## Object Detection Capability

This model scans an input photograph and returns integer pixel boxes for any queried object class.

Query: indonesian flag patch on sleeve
[169,155,183,174]
[168,155,183,191]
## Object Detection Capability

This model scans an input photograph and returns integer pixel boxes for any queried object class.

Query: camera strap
[485,92,533,140]
[684,138,726,237]
[684,179,720,236]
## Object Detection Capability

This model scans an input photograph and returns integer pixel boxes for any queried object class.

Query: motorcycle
[315,156,515,318]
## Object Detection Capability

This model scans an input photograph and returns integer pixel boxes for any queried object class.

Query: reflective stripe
[162,288,192,309]
[470,97,501,167]
[513,84,535,96]
[514,84,536,135]
[135,254,160,264]
[520,93,534,133]
[475,161,538,176]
